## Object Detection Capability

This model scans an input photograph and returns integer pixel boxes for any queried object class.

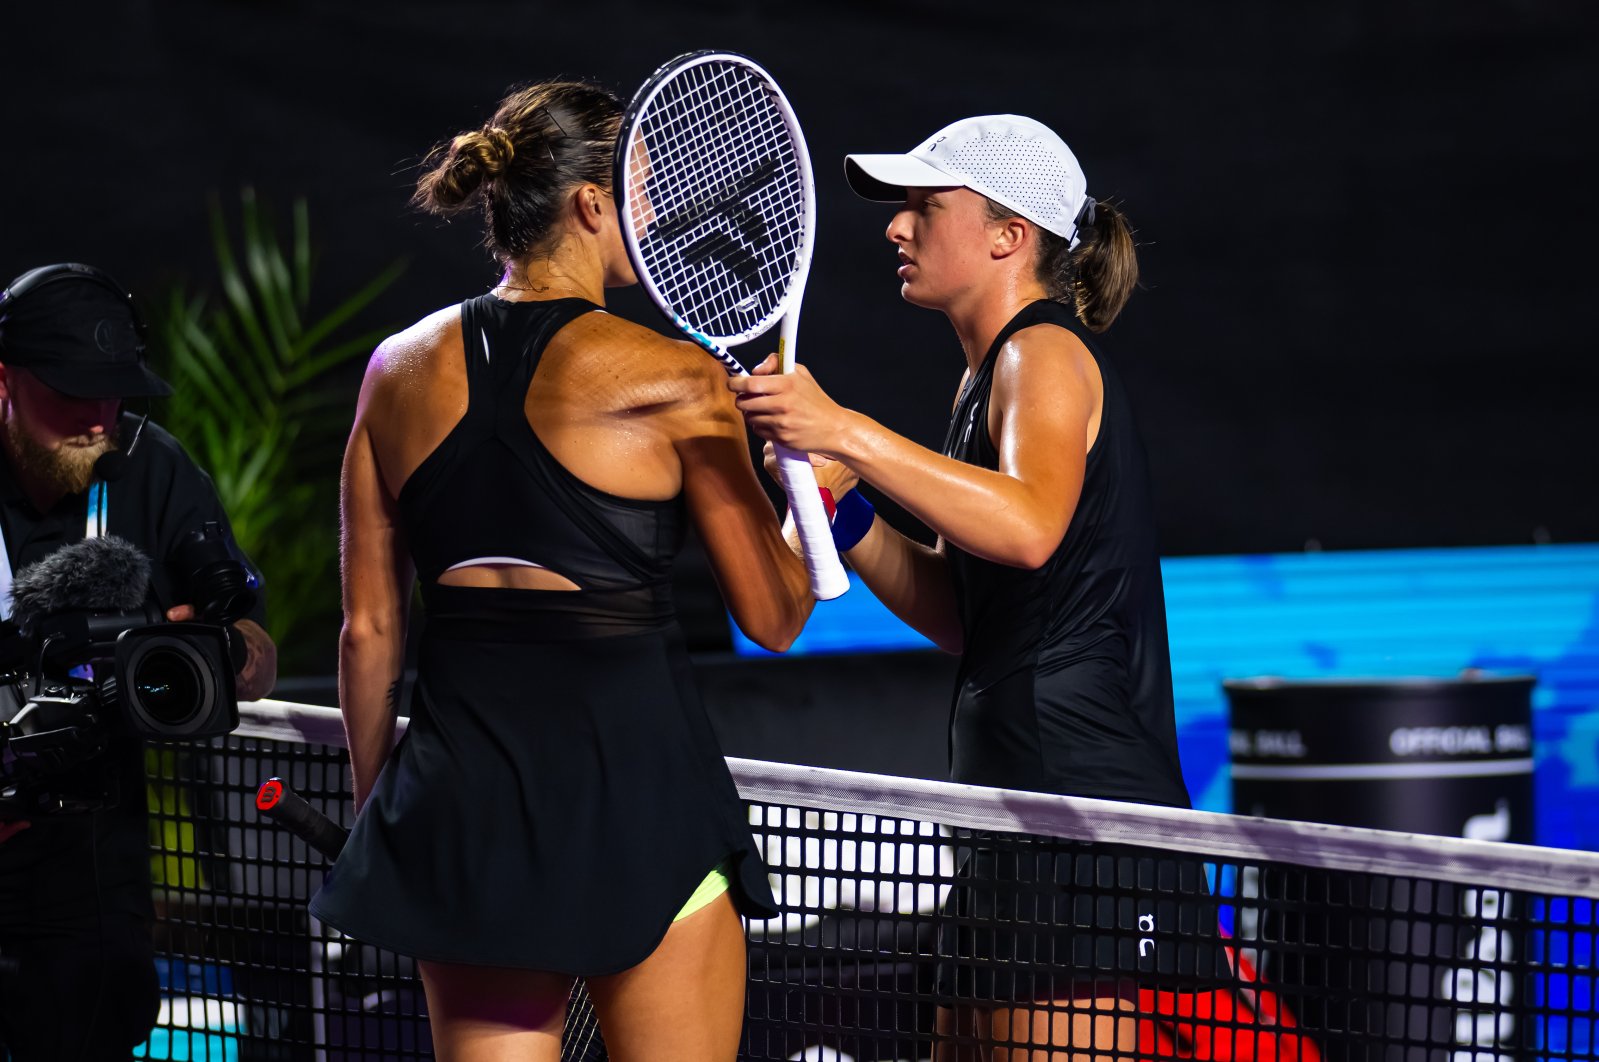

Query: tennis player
[730,115,1194,1059]
[311,80,813,1062]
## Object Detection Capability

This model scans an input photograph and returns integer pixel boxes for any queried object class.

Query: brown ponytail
[1069,200,1138,332]
[413,81,622,262]
[986,197,1140,333]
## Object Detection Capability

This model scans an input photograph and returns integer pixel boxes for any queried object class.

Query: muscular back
[344,297,808,640]
[363,301,722,508]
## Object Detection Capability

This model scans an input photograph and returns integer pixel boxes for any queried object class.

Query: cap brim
[844,153,963,202]
[29,360,173,400]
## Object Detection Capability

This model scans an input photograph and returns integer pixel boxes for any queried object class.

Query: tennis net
[132,700,1597,1061]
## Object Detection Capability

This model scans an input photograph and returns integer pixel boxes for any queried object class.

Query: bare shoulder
[355,305,465,427]
[993,319,1097,396]
[562,310,721,378]
[556,309,732,409]
[365,305,462,387]
[351,305,467,495]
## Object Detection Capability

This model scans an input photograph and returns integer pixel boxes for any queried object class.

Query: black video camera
[0,525,259,815]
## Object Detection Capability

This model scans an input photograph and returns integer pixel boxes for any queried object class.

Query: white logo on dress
[1138,913,1155,958]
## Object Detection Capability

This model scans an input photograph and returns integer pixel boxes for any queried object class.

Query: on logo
[1138,913,1156,958]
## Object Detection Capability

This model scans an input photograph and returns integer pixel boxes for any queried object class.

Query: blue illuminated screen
[732,543,1599,852]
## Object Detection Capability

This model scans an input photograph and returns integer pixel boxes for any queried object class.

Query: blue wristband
[830,489,875,552]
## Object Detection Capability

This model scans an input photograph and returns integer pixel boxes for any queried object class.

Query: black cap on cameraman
[0,264,174,399]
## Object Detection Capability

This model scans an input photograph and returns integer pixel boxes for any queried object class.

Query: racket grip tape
[774,445,850,600]
[256,777,349,861]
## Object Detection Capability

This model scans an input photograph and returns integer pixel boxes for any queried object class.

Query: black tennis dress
[310,295,777,974]
[936,300,1225,1000]
[942,298,1187,808]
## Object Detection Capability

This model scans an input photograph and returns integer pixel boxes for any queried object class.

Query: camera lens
[132,647,204,726]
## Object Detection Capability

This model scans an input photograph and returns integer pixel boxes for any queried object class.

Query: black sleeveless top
[941,300,1189,808]
[310,295,777,974]
[397,295,683,636]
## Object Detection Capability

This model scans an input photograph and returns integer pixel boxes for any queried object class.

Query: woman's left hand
[762,443,860,497]
[727,354,852,457]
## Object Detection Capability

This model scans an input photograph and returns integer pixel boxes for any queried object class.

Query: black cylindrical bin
[1225,675,1536,841]
[1224,675,1536,1062]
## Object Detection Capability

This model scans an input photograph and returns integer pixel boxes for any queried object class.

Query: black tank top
[397,296,685,634]
[941,299,1189,808]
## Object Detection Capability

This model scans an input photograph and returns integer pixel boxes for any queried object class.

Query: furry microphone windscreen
[8,535,152,633]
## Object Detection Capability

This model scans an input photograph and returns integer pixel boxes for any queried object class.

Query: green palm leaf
[154,189,405,674]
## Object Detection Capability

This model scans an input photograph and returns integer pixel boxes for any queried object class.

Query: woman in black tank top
[731,116,1191,1059]
[318,81,813,1061]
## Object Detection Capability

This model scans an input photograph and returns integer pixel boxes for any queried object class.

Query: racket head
[615,50,816,348]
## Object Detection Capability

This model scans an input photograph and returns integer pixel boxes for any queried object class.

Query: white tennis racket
[616,50,849,601]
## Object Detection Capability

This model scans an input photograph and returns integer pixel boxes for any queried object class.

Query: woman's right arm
[339,345,416,811]
[774,451,963,654]
[669,359,815,653]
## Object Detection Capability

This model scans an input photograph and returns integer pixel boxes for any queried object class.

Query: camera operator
[0,263,277,1060]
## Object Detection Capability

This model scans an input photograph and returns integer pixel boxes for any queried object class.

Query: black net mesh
[137,722,1598,1062]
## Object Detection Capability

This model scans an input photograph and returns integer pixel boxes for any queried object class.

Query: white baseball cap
[845,114,1095,247]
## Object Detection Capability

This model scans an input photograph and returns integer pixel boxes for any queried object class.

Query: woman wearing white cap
[730,115,1208,1060]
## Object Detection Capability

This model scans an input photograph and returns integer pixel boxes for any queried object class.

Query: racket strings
[625,59,807,343]
[565,979,602,1060]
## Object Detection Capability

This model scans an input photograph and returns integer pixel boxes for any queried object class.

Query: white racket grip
[774,445,850,601]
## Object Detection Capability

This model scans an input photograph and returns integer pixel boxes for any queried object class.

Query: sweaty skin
[728,188,1102,651]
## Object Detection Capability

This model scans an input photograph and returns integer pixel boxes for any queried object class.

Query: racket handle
[774,445,850,601]
[256,777,349,861]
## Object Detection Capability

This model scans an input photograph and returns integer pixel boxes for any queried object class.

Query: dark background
[4,0,1595,558]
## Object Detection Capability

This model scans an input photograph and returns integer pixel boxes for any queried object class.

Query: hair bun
[482,126,517,171]
[450,128,514,180]
[412,79,623,254]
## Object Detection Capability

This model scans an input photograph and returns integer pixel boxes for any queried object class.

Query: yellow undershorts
[674,861,732,921]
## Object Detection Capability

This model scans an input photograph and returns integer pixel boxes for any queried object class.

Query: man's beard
[3,418,118,497]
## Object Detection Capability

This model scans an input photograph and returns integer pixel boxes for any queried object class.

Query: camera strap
[0,482,107,621]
